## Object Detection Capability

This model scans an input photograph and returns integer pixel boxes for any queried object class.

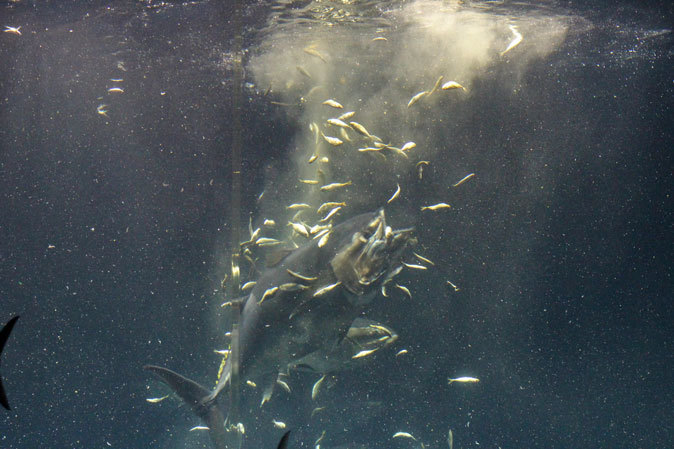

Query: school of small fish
[139,8,523,443]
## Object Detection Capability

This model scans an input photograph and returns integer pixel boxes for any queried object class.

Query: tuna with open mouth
[145,209,415,449]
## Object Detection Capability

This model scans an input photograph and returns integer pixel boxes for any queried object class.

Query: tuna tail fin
[0,316,20,411]
[144,365,227,449]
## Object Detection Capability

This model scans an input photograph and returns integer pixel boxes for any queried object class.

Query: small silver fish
[395,284,412,298]
[402,262,427,270]
[311,375,326,400]
[256,237,280,245]
[258,240,283,247]
[446,281,460,292]
[286,269,317,282]
[317,231,331,248]
[442,81,466,91]
[387,184,401,204]
[241,281,257,291]
[279,282,309,292]
[320,181,352,191]
[429,75,444,96]
[3,26,22,35]
[287,203,311,210]
[277,378,291,393]
[319,206,342,222]
[416,160,429,180]
[352,348,378,359]
[383,145,408,159]
[249,227,261,242]
[315,430,326,445]
[452,173,475,187]
[311,406,326,418]
[338,111,355,121]
[313,282,341,297]
[448,376,479,384]
[407,91,428,108]
[258,286,279,304]
[392,432,416,440]
[348,121,373,139]
[421,203,451,211]
[288,221,310,237]
[327,118,351,129]
[322,99,343,109]
[145,395,169,403]
[296,65,312,79]
[340,126,351,142]
[303,46,327,63]
[321,133,343,146]
[413,253,435,266]
[500,24,523,56]
[317,202,346,214]
[309,223,331,235]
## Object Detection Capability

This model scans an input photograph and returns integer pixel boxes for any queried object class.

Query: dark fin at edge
[0,315,19,411]
[277,430,291,449]
[0,316,19,359]
[144,364,227,449]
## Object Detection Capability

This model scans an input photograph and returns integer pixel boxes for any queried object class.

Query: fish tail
[144,365,227,449]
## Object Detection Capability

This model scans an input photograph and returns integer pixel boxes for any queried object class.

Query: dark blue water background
[0,1,671,448]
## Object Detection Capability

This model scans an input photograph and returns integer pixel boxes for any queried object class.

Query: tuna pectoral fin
[144,365,227,449]
[0,316,20,411]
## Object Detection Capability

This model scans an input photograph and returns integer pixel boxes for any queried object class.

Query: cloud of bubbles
[246,0,570,235]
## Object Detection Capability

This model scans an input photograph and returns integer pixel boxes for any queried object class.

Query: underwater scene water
[0,1,671,448]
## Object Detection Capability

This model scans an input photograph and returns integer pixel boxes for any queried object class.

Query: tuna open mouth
[331,210,415,295]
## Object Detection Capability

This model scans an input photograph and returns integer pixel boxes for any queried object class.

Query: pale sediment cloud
[246,0,570,231]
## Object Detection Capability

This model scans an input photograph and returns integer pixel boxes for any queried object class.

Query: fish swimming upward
[0,315,19,411]
[145,210,415,449]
